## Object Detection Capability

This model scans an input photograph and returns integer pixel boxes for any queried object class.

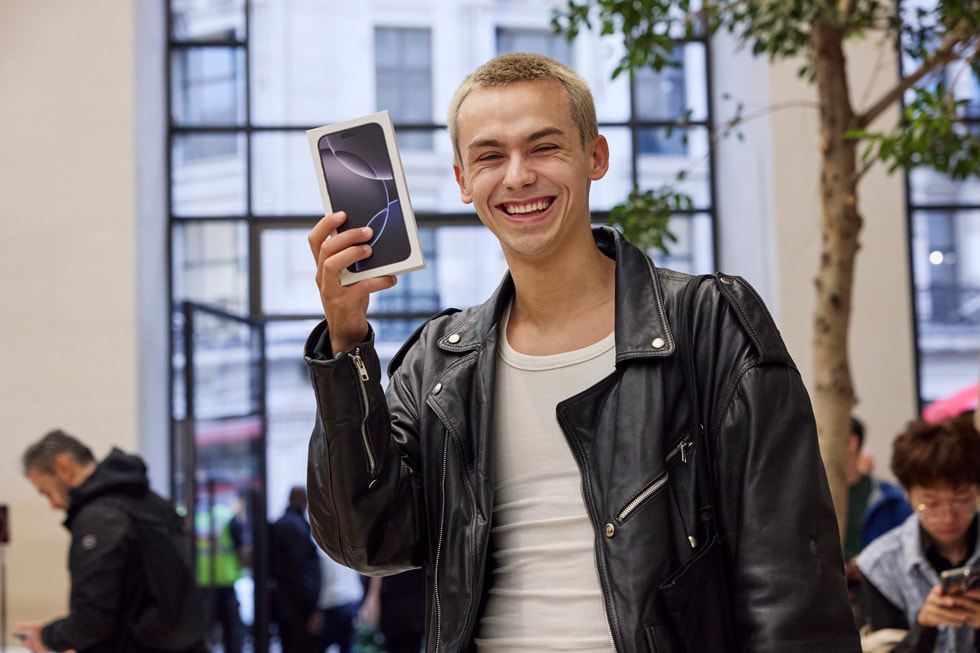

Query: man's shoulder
[857,515,916,569]
[656,269,792,367]
[387,306,474,377]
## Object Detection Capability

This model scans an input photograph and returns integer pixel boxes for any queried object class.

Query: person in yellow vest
[197,498,248,653]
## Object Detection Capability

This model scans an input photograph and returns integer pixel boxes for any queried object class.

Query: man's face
[27,467,73,511]
[452,80,608,263]
[909,483,979,548]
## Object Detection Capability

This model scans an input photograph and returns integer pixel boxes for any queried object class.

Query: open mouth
[500,198,554,217]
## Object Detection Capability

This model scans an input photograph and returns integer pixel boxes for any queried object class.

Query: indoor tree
[554,0,980,536]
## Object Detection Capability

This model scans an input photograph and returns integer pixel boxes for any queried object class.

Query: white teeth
[505,200,550,215]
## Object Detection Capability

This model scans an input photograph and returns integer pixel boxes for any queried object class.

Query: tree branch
[855,19,972,130]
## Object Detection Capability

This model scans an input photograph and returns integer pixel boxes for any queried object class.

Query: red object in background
[922,382,979,423]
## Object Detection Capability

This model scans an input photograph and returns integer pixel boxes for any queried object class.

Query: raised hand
[308,211,397,356]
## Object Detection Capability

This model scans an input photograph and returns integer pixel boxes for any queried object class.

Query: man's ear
[453,163,473,205]
[588,135,610,181]
[53,453,75,481]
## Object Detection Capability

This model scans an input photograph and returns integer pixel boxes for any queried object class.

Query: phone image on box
[941,566,980,596]
[317,122,410,272]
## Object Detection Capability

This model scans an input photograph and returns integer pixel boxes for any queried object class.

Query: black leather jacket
[306,227,861,652]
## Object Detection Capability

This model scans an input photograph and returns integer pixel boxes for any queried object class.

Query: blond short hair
[447,52,598,166]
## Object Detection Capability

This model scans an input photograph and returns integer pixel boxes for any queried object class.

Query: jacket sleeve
[305,320,425,575]
[41,504,133,651]
[860,577,936,653]
[704,279,861,651]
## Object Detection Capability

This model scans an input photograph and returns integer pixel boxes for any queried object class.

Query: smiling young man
[305,53,860,652]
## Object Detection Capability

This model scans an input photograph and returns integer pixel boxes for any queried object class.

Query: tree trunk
[810,18,861,544]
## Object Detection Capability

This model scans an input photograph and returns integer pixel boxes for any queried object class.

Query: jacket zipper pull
[352,351,370,381]
[680,439,692,464]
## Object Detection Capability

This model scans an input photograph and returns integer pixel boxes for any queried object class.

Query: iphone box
[307,110,426,285]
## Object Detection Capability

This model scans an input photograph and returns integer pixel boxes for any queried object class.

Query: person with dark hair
[269,486,322,653]
[15,429,208,653]
[305,52,859,651]
[857,414,980,651]
[845,416,914,559]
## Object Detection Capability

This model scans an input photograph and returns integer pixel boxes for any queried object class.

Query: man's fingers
[308,212,345,258]
[319,243,375,284]
[309,212,374,261]
[358,275,398,295]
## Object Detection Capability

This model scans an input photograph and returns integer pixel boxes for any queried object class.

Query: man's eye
[476,153,501,162]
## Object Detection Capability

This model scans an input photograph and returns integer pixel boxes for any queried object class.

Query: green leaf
[604,185,688,256]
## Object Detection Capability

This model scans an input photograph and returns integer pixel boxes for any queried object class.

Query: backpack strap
[677,275,719,543]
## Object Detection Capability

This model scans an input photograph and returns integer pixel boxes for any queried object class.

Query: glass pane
[172,221,249,314]
[265,319,319,517]
[170,0,246,42]
[398,128,466,214]
[251,131,324,216]
[593,125,711,218]
[260,225,504,317]
[634,42,708,123]
[496,27,572,64]
[910,209,980,403]
[250,2,381,126]
[376,28,433,144]
[260,229,320,315]
[637,126,712,208]
[908,165,980,205]
[590,127,634,212]
[648,212,715,275]
[170,47,246,126]
[172,133,247,216]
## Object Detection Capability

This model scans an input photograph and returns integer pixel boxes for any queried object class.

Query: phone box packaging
[307,110,426,285]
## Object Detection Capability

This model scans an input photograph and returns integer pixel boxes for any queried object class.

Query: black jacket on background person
[41,448,207,653]
[269,504,322,651]
[305,227,861,653]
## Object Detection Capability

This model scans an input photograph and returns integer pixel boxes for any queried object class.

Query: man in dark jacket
[305,52,861,651]
[269,486,322,653]
[16,429,207,653]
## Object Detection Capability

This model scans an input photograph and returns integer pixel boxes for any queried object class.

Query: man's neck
[71,462,98,489]
[505,237,616,356]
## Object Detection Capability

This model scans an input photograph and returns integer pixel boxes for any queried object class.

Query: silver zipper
[351,349,377,482]
[616,436,693,523]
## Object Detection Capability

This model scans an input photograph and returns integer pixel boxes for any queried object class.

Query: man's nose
[503,154,534,188]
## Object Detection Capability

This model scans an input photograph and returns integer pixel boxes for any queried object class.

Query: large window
[167,3,715,648]
[901,3,980,408]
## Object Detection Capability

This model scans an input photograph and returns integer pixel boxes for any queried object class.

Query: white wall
[0,0,166,639]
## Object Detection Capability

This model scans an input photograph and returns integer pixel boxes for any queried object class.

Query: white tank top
[474,304,617,652]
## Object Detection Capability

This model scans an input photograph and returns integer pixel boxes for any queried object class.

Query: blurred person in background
[845,416,913,562]
[196,487,248,653]
[16,429,207,653]
[858,413,980,652]
[269,485,322,653]
[314,548,363,653]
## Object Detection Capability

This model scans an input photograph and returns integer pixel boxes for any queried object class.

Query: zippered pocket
[616,434,694,524]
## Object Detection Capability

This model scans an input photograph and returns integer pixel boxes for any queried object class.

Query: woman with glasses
[857,412,980,652]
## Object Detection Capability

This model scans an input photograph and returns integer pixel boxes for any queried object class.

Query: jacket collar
[435,226,676,363]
